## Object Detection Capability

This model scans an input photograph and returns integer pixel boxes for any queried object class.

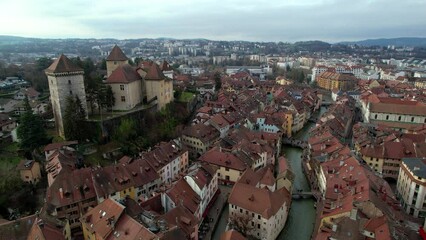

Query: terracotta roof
[318,71,358,81]
[27,218,66,240]
[106,45,128,61]
[81,198,125,239]
[46,168,97,208]
[145,63,166,80]
[228,182,290,219]
[183,123,220,144]
[45,54,83,74]
[166,179,200,215]
[370,98,426,116]
[105,214,157,240]
[199,148,247,171]
[220,229,246,240]
[363,216,390,240]
[159,205,198,239]
[106,64,142,84]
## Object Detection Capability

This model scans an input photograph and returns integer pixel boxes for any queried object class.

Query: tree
[17,96,48,153]
[134,57,143,66]
[114,118,137,154]
[286,64,291,72]
[104,86,115,112]
[228,214,255,238]
[214,72,222,90]
[63,96,88,141]
[85,75,103,115]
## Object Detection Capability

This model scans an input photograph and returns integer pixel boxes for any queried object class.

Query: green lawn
[0,142,22,176]
[84,141,120,167]
[178,91,196,102]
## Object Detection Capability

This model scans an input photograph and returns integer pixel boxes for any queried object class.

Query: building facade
[317,71,357,91]
[397,158,426,218]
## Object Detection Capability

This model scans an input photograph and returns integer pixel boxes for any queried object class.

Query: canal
[212,106,327,239]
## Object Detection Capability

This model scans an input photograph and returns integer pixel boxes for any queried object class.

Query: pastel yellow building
[106,64,143,111]
[317,71,357,91]
[16,160,41,184]
[106,45,128,77]
[144,63,173,110]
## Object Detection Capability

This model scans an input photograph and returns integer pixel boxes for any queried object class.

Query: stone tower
[45,54,88,138]
[106,45,128,77]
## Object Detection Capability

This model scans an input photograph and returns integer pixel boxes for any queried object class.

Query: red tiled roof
[159,205,198,238]
[105,214,157,240]
[228,182,290,219]
[166,179,200,215]
[220,230,246,240]
[106,64,142,84]
[199,148,247,171]
[81,198,125,239]
[45,54,83,74]
[106,45,128,61]
[145,63,166,80]
[370,98,426,116]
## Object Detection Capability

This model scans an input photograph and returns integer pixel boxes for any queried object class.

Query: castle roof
[145,63,166,80]
[106,45,128,61]
[45,54,83,74]
[106,64,141,84]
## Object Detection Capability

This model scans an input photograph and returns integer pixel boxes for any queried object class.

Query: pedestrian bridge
[292,191,320,200]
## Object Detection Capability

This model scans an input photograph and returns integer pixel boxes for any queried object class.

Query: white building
[397,158,426,218]
[184,163,218,218]
[228,166,291,240]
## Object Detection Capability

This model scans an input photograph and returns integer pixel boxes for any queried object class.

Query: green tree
[214,72,222,90]
[85,76,103,115]
[100,59,107,70]
[17,96,48,153]
[63,96,88,141]
[134,57,143,66]
[104,85,115,112]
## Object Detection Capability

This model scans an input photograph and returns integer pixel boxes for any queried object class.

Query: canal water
[212,107,327,239]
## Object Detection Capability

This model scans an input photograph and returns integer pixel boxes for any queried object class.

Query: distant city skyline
[1,0,426,43]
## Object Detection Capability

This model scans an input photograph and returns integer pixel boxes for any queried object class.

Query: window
[412,117,415,122]
[68,80,71,84]
[386,115,389,120]
[120,85,124,90]
[374,114,378,119]
[69,90,73,95]
[398,116,402,121]
[121,96,126,102]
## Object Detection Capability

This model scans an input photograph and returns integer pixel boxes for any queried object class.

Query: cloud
[1,0,425,42]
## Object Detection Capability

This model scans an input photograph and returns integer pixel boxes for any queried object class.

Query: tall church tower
[106,45,128,77]
[45,54,88,138]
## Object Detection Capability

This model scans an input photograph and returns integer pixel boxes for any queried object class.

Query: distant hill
[292,40,331,52]
[339,37,426,47]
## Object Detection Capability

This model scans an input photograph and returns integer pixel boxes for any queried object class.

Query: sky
[1,0,426,43]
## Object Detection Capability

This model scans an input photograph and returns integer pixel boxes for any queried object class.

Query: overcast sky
[1,0,425,42]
